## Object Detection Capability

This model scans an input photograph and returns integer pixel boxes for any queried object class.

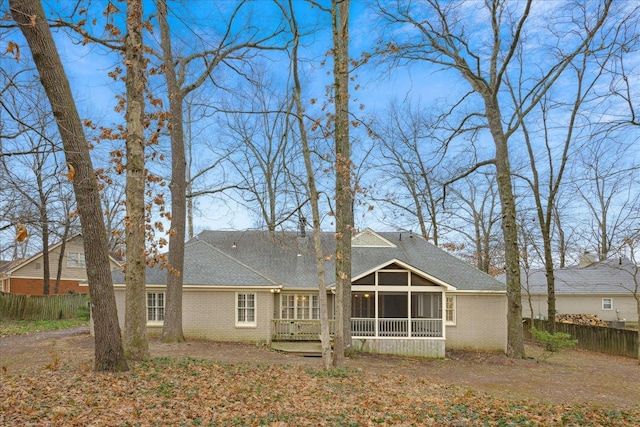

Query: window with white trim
[147,292,164,323]
[236,292,256,327]
[445,295,456,324]
[281,295,295,319]
[602,298,613,310]
[67,252,86,268]
[280,294,319,320]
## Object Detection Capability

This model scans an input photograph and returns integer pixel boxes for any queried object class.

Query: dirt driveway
[1,327,639,410]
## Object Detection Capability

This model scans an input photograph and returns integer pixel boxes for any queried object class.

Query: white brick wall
[113,287,274,343]
[446,293,507,352]
[112,288,507,354]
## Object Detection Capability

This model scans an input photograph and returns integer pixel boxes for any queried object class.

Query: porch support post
[441,292,446,339]
[407,289,412,338]
[374,287,379,337]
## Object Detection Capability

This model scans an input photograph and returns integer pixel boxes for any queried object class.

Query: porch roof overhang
[347,258,457,291]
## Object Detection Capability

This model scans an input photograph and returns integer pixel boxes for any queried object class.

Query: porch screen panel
[378,292,408,337]
[352,292,374,318]
[411,292,442,318]
[377,271,407,286]
[353,273,374,285]
[410,273,432,286]
[378,292,407,317]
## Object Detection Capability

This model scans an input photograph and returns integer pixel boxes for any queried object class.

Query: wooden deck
[270,341,324,356]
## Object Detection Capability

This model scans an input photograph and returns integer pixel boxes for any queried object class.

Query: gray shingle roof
[112,239,278,287]
[112,229,505,291]
[518,258,639,295]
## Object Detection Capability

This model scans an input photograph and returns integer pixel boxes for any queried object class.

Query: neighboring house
[111,229,507,358]
[0,234,121,295]
[520,256,639,324]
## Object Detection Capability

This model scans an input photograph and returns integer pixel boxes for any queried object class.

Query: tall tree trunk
[40,212,50,295]
[485,100,525,358]
[9,0,128,372]
[331,0,352,367]
[54,222,70,295]
[186,103,194,240]
[157,0,186,343]
[123,0,150,360]
[287,0,332,369]
[37,172,50,295]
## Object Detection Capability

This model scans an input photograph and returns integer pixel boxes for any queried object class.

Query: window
[311,295,320,320]
[147,292,164,323]
[280,294,319,319]
[602,298,613,310]
[67,252,86,268]
[446,295,456,324]
[297,295,311,319]
[281,294,295,319]
[236,292,256,327]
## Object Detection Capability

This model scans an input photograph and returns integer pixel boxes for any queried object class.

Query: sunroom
[272,260,453,357]
[349,260,453,357]
[351,262,450,336]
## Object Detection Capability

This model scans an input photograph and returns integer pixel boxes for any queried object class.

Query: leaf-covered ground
[1,357,639,426]
[1,328,639,425]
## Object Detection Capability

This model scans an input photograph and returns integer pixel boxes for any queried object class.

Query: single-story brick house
[112,229,507,357]
[1,234,121,295]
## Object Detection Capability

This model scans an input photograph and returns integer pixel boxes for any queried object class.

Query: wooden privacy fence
[0,292,89,321]
[524,318,638,359]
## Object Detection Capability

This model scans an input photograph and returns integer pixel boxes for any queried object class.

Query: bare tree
[150,0,285,343]
[281,0,332,369]
[9,0,127,371]
[156,0,186,344]
[331,0,352,367]
[447,173,502,275]
[0,85,67,294]
[219,75,304,231]
[368,100,448,244]
[376,0,616,357]
[574,137,640,261]
[620,238,640,363]
[123,0,150,360]
[514,36,613,331]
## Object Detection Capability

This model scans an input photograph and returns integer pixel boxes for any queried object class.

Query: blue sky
[2,0,639,261]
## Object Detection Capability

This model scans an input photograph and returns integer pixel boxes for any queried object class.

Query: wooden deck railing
[273,318,443,340]
[272,319,336,341]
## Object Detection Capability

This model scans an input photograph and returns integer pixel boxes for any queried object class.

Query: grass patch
[305,366,360,378]
[0,318,88,336]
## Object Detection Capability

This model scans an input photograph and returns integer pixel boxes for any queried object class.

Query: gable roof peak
[352,228,397,248]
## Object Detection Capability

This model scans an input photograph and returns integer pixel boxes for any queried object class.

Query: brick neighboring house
[0,234,121,295]
[112,229,508,358]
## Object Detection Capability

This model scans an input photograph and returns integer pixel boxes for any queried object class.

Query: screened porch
[351,291,444,338]
[271,262,449,341]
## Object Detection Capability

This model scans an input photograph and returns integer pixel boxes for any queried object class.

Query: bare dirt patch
[1,327,638,410]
